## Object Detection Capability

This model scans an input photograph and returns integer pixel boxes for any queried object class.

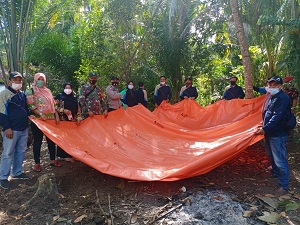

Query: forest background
[1,0,300,111]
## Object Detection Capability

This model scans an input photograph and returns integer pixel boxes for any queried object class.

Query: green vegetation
[0,0,299,110]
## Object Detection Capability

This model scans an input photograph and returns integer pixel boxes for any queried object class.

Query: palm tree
[229,0,254,98]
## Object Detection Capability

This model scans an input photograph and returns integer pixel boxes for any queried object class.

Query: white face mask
[160,82,165,85]
[267,87,280,95]
[11,83,22,90]
[128,84,134,89]
[64,89,72,95]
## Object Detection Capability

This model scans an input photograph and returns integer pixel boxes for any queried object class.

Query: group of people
[0,71,298,195]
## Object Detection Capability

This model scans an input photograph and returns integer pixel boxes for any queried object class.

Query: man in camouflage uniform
[79,72,108,119]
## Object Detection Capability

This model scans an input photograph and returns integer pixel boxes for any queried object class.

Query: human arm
[106,87,121,100]
[238,87,245,99]
[262,96,290,134]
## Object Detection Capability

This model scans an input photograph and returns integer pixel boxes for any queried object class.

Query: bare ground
[0,128,299,225]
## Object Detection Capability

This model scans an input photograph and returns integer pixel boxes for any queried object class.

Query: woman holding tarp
[26,73,62,172]
[54,82,81,162]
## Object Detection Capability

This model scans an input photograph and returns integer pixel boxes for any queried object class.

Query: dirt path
[0,129,299,225]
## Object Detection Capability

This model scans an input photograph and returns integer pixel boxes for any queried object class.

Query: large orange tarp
[30,96,265,181]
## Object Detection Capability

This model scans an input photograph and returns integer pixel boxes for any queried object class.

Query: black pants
[31,122,56,164]
[108,108,117,112]
[57,146,71,158]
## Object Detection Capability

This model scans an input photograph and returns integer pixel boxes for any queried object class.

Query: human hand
[104,110,108,118]
[256,127,265,135]
[76,116,82,125]
[5,128,13,139]
[29,115,36,119]
[40,114,47,121]
[55,116,60,124]
[184,96,188,99]
[88,111,94,118]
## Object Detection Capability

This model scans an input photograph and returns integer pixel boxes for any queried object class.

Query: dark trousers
[31,122,56,164]
[108,108,117,112]
[57,146,71,158]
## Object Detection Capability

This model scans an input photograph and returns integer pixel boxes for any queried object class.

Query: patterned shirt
[79,83,107,118]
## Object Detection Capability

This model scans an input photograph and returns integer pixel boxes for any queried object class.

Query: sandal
[50,161,62,167]
[33,164,41,172]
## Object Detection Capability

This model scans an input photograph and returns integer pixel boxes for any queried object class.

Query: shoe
[0,179,10,190]
[11,173,29,180]
[50,161,62,167]
[33,164,41,172]
[274,187,288,197]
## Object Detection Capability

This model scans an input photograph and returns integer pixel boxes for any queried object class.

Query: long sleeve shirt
[79,83,107,118]
[106,85,122,110]
[0,86,29,131]
[223,85,245,100]
[262,90,291,137]
[154,84,172,106]
[180,86,198,100]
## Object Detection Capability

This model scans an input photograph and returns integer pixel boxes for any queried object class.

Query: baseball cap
[268,76,283,84]
[9,72,22,80]
[88,72,98,78]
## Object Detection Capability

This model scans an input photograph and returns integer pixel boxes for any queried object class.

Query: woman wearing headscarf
[54,82,81,162]
[26,73,61,172]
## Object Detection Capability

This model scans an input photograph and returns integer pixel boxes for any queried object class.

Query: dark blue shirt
[135,88,147,108]
[262,90,291,137]
[154,85,172,106]
[180,86,198,100]
[223,85,245,100]
[0,86,29,131]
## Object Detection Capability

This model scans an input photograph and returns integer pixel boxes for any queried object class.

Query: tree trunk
[229,0,254,99]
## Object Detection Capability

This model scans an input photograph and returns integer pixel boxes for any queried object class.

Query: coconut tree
[229,0,254,98]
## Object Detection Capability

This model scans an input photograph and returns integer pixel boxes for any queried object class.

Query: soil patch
[0,129,299,225]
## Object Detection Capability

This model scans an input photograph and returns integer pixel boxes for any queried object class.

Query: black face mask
[89,80,97,85]
[230,81,236,85]
[112,82,119,86]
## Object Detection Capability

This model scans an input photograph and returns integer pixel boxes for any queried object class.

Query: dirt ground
[0,128,299,225]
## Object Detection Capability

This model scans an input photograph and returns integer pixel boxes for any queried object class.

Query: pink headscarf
[32,73,56,113]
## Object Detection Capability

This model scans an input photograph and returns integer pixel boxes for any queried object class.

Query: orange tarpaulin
[30,96,265,181]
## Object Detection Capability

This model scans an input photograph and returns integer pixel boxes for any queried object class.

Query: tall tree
[229,0,254,99]
[0,0,35,85]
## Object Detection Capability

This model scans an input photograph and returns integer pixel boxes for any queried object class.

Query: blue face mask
[267,88,280,95]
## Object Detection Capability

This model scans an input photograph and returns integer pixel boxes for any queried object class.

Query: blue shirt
[0,86,29,131]
[262,90,291,137]
[223,85,245,100]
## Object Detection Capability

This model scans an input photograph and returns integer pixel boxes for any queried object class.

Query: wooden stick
[148,197,191,224]
[108,194,114,225]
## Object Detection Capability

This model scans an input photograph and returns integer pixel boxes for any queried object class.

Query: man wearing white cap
[0,72,30,189]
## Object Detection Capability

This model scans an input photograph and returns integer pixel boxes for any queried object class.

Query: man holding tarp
[256,76,294,196]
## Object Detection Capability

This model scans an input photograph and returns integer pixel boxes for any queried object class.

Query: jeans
[265,135,289,190]
[0,128,28,180]
[31,122,56,164]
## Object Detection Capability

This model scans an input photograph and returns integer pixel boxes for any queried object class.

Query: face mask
[267,88,280,95]
[112,82,119,86]
[160,82,165,85]
[36,80,45,88]
[89,80,97,85]
[64,89,72,95]
[11,83,22,90]
[230,81,236,85]
[128,84,134,89]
